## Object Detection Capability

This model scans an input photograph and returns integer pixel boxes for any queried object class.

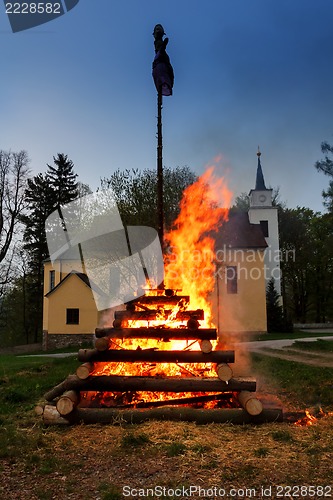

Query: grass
[251,330,333,342]
[291,339,333,352]
[1,352,333,499]
[251,352,333,408]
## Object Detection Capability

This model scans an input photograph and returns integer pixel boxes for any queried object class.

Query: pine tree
[266,278,288,333]
[47,153,78,207]
[22,154,79,341]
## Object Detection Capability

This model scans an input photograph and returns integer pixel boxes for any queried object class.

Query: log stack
[37,289,283,425]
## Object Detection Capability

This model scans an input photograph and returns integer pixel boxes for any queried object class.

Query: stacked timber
[37,289,281,425]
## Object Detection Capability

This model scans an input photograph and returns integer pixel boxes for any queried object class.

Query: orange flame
[164,164,232,327]
[91,162,233,403]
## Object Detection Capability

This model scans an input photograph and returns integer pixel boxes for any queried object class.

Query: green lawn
[251,352,333,409]
[291,339,333,353]
[1,352,333,499]
[252,330,333,342]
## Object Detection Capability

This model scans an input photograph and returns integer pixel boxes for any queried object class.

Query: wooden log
[126,295,190,306]
[56,390,80,416]
[120,392,233,409]
[94,327,217,341]
[76,362,93,380]
[78,348,99,360]
[42,405,72,425]
[215,363,233,382]
[79,375,256,393]
[237,391,263,416]
[44,374,85,402]
[114,309,204,322]
[200,340,212,353]
[74,407,283,425]
[35,404,45,416]
[94,337,110,351]
[78,348,234,364]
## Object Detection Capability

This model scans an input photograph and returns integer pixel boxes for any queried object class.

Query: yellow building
[211,212,268,335]
[43,259,100,350]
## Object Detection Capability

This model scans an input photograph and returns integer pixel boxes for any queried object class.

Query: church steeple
[248,147,281,297]
[249,148,272,207]
[255,147,267,190]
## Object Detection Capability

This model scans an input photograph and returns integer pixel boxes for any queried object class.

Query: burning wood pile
[37,288,282,425]
[37,167,284,425]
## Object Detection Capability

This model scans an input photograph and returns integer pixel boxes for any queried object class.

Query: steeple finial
[255,147,267,190]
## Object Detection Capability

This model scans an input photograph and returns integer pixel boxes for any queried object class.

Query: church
[42,151,281,349]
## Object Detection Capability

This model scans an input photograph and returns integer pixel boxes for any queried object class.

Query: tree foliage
[315,140,333,211]
[0,150,30,265]
[100,166,197,231]
[266,278,286,332]
[279,206,333,323]
[19,154,79,342]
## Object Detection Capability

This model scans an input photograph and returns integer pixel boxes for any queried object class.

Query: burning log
[44,374,253,401]
[78,348,234,364]
[215,363,233,382]
[199,340,212,353]
[94,337,110,351]
[95,327,217,341]
[76,375,256,393]
[126,295,190,306]
[76,362,94,380]
[237,391,263,416]
[114,309,204,322]
[120,392,233,409]
[56,390,80,416]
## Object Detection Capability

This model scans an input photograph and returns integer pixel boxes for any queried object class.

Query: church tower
[248,148,281,295]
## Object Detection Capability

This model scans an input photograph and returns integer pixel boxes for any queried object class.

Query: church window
[226,266,237,294]
[49,270,55,291]
[260,220,269,237]
[66,308,79,325]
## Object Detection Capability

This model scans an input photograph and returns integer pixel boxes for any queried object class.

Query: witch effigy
[152,24,174,96]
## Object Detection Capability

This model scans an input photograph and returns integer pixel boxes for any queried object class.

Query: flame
[294,408,327,426]
[164,165,231,327]
[90,163,233,406]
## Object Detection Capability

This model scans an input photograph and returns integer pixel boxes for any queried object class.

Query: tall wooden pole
[157,89,164,248]
[157,89,164,289]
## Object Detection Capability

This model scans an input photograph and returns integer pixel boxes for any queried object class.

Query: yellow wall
[43,260,98,334]
[211,248,267,334]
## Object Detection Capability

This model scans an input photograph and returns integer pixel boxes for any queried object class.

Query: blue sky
[1,0,333,212]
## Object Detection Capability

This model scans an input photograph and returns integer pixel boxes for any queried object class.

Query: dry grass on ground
[1,415,333,499]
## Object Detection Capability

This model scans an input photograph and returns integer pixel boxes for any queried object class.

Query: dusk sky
[1,0,333,213]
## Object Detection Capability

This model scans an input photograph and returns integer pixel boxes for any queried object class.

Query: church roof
[255,149,267,190]
[45,270,106,298]
[214,212,268,249]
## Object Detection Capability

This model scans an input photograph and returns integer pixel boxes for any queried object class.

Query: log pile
[37,289,283,425]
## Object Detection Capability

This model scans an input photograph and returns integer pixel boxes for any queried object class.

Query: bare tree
[0,150,30,265]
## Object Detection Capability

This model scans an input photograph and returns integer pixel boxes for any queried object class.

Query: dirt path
[250,346,333,368]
